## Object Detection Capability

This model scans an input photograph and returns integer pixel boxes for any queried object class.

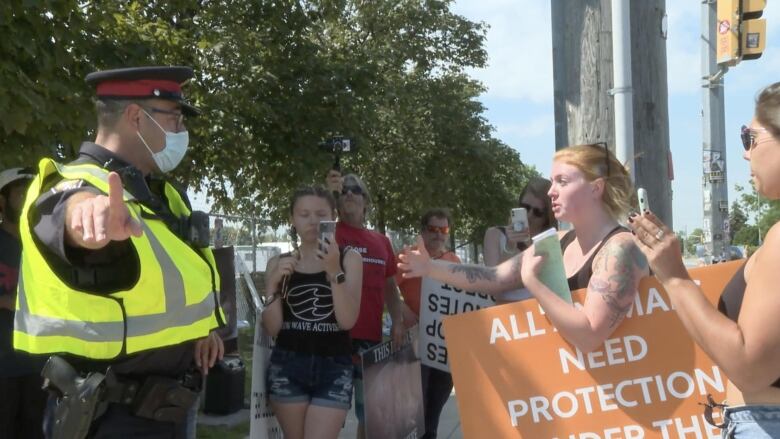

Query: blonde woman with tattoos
[399,144,649,353]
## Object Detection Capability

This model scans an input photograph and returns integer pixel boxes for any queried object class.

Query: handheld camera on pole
[318,136,355,172]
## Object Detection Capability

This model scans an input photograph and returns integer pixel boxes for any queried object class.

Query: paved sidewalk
[339,390,462,439]
[217,389,464,438]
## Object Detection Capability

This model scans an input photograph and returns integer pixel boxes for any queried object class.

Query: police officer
[14,66,225,438]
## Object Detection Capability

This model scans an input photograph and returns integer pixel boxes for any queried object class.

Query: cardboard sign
[419,278,496,372]
[442,261,741,439]
[249,316,283,439]
[361,328,425,439]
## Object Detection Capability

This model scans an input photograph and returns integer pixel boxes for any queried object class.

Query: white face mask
[137,109,189,173]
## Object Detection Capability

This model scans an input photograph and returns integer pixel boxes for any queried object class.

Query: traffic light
[741,0,766,60]
[717,0,767,66]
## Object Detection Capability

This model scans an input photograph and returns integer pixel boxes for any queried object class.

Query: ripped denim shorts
[721,405,780,438]
[266,348,353,410]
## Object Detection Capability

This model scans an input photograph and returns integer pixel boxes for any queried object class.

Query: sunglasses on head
[341,185,364,196]
[740,125,769,151]
[425,225,450,234]
[591,142,611,178]
[519,203,545,218]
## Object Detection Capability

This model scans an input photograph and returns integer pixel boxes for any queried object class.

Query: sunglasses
[341,185,364,196]
[519,203,546,218]
[425,225,450,234]
[699,394,727,429]
[740,125,769,151]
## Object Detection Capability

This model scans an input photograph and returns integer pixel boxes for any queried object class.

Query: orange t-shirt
[396,248,461,317]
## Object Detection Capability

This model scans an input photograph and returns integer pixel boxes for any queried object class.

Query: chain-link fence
[206,213,286,327]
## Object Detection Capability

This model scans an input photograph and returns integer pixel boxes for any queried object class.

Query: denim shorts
[266,349,353,410]
[722,405,780,438]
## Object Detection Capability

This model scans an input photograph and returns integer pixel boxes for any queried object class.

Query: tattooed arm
[399,237,524,295]
[522,232,648,353]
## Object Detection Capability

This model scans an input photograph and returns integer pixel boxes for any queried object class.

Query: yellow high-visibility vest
[13,158,224,359]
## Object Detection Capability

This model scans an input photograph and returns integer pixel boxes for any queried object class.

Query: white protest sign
[249,313,283,439]
[419,277,496,372]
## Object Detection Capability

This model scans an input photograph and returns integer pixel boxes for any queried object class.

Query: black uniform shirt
[29,142,195,377]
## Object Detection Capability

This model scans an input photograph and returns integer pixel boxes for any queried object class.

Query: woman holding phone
[483,177,557,302]
[262,186,362,439]
[629,83,780,437]
[399,144,648,353]
[483,177,557,265]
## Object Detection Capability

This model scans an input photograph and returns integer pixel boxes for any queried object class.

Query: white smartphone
[319,220,337,250]
[511,208,528,232]
[637,188,650,212]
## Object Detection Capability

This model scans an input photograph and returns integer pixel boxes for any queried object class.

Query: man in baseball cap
[0,167,47,439]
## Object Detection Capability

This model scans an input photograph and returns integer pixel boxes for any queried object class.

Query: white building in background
[234,242,295,273]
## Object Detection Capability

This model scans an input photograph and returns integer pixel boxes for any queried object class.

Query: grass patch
[198,421,250,439]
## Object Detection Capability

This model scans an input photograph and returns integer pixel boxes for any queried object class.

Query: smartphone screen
[319,221,337,251]
[511,208,528,232]
[637,188,649,212]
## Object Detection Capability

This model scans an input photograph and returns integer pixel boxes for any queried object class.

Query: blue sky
[452,1,780,232]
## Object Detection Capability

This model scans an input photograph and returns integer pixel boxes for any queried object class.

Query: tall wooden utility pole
[551,0,673,227]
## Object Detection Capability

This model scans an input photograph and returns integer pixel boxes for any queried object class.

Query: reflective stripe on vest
[13,158,223,359]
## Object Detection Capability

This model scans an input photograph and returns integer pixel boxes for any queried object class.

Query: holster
[42,356,107,439]
[43,356,202,431]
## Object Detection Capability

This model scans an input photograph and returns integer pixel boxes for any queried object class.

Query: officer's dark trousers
[0,373,47,439]
[420,364,454,439]
[44,396,187,439]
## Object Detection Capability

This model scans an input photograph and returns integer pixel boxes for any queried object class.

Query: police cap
[85,66,200,116]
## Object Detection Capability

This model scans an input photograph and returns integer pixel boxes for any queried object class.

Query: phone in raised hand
[637,188,650,213]
[319,220,337,251]
[511,208,529,232]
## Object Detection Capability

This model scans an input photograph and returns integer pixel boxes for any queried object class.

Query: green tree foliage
[2,0,535,242]
[734,183,780,245]
[728,201,748,242]
[733,225,758,248]
[0,1,95,166]
[685,228,704,256]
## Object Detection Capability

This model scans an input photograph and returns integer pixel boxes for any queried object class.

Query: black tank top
[718,260,780,388]
[274,269,352,357]
[560,226,628,291]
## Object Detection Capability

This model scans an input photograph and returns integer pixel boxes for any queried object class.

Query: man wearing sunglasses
[326,170,406,439]
[396,209,460,439]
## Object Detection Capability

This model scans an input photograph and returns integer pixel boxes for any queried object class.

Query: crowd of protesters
[3,65,780,439]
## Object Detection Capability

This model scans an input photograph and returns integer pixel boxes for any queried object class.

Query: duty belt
[103,369,202,423]
[43,355,202,439]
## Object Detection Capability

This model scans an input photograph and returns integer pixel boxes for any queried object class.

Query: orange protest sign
[442,261,741,439]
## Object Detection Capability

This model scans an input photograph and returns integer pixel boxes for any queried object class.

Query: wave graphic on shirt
[285,283,334,322]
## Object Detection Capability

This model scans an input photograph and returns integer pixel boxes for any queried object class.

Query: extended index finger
[107,172,125,212]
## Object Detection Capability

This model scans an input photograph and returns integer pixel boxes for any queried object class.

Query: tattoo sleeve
[450,264,498,284]
[588,238,647,328]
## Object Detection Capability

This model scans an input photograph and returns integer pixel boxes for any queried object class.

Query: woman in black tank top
[400,144,648,354]
[260,186,362,439]
[629,83,780,438]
